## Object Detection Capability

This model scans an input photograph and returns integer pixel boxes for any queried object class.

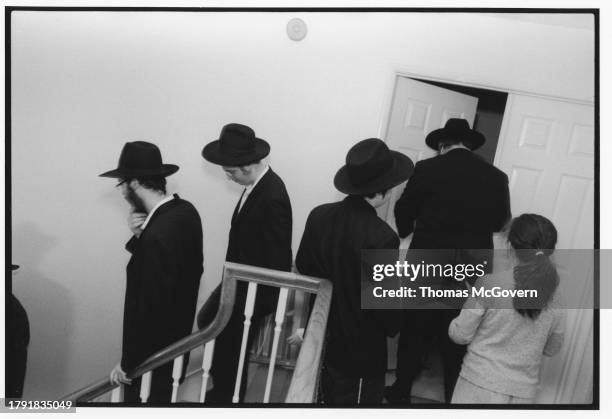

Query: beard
[125,185,147,213]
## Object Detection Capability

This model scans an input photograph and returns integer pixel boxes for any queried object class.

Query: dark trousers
[321,363,385,405]
[123,362,173,404]
[205,312,263,403]
[7,295,30,399]
[6,347,28,399]
[394,309,466,403]
[197,282,277,404]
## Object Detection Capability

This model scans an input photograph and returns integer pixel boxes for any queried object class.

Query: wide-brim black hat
[202,123,270,167]
[334,138,414,195]
[425,118,486,150]
[99,141,179,178]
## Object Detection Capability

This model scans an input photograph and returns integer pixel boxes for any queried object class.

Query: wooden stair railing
[62,262,332,404]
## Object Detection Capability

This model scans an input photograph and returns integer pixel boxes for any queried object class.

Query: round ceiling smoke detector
[287,18,307,41]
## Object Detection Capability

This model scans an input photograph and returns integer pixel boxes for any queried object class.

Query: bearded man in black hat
[296,138,414,404]
[100,141,203,403]
[388,118,511,404]
[199,123,292,403]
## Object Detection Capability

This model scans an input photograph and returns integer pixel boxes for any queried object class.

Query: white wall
[10,11,594,398]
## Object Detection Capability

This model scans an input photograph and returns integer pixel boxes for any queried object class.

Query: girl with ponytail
[448,214,565,404]
[508,214,560,319]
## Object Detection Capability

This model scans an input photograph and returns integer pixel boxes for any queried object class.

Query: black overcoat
[394,148,511,250]
[121,194,203,372]
[296,196,401,378]
[198,168,292,402]
[198,168,293,324]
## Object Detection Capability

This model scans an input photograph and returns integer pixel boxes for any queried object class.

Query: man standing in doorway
[389,118,511,403]
[199,123,292,403]
[101,141,203,403]
[296,138,414,404]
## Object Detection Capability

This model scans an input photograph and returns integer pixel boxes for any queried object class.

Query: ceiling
[486,13,595,31]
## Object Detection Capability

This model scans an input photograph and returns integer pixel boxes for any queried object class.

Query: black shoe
[384,385,411,405]
[204,389,232,405]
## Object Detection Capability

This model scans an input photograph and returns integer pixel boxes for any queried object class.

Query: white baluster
[110,385,123,403]
[200,340,215,402]
[232,282,258,403]
[171,355,184,403]
[139,371,152,403]
[263,287,289,403]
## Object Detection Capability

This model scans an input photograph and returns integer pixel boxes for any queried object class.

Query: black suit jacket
[121,195,203,371]
[296,196,401,378]
[226,168,292,273]
[196,168,292,401]
[394,149,511,250]
[198,168,292,327]
[227,167,293,317]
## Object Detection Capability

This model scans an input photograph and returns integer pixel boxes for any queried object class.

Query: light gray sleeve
[543,310,566,357]
[448,301,486,345]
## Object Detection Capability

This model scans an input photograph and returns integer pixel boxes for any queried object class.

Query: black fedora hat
[425,118,486,150]
[99,141,179,178]
[334,138,414,195]
[202,123,270,167]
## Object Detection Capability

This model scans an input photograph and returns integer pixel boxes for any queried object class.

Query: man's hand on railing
[109,363,132,386]
[287,328,305,346]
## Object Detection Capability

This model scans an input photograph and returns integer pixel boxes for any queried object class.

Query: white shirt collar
[246,165,269,194]
[238,165,269,212]
[141,194,174,230]
[440,144,470,155]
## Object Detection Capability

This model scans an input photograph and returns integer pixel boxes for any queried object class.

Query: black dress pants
[205,311,263,403]
[7,294,30,399]
[394,309,466,403]
[321,363,385,405]
[197,282,276,404]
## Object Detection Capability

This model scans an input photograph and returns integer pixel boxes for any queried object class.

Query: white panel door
[381,77,479,236]
[495,94,595,404]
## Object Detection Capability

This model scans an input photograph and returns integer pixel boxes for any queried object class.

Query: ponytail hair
[507,214,559,319]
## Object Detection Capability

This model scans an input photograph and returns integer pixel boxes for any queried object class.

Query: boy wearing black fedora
[389,118,511,404]
[100,141,204,403]
[199,123,292,403]
[296,138,414,404]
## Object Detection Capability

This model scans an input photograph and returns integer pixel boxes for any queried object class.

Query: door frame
[377,66,597,405]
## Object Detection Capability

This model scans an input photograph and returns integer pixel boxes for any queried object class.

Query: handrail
[222,263,333,403]
[223,262,322,293]
[62,262,331,404]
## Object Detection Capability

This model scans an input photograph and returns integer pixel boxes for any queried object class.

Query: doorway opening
[378,76,509,230]
[411,78,508,164]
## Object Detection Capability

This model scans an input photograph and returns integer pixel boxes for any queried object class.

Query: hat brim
[201,138,270,167]
[425,127,485,150]
[334,150,415,195]
[99,164,179,178]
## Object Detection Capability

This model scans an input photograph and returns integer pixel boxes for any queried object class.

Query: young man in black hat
[199,123,292,403]
[388,118,511,404]
[100,141,203,403]
[296,138,414,404]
